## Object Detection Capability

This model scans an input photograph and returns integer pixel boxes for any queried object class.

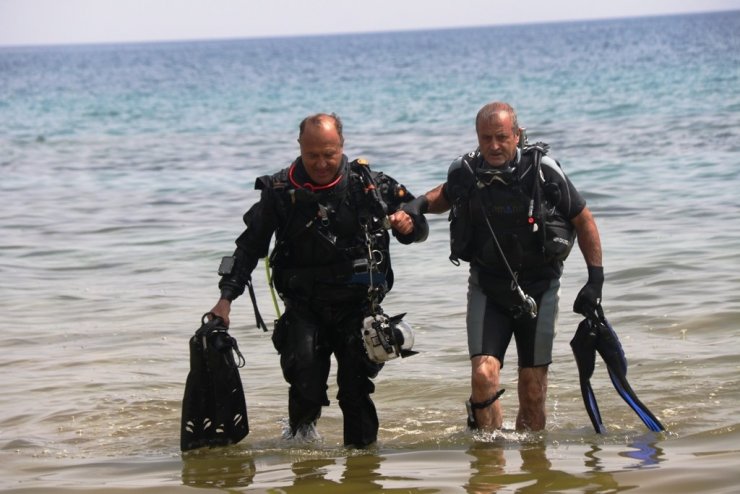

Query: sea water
[1,11,739,493]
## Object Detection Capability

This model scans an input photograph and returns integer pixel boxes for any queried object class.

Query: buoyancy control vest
[262,158,397,301]
[447,146,574,282]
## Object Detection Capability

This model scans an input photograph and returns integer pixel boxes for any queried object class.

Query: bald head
[299,113,344,146]
[297,113,345,186]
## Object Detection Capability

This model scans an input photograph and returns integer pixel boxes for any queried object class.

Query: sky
[1,0,738,47]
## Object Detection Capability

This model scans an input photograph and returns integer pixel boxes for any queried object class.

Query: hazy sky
[1,0,738,46]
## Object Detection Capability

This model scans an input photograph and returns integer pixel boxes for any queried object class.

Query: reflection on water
[465,440,623,494]
[181,449,412,492]
[621,435,665,468]
[182,452,256,489]
[284,455,390,493]
[178,436,667,492]
[465,443,506,493]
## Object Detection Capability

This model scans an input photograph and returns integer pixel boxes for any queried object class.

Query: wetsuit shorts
[466,268,560,368]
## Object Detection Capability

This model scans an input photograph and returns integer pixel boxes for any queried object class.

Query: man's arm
[209,188,278,326]
[397,182,451,218]
[423,183,451,214]
[390,182,451,238]
[571,206,605,316]
[571,206,602,267]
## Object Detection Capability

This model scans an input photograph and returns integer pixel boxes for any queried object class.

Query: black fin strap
[229,335,246,368]
[246,278,268,332]
[469,389,506,409]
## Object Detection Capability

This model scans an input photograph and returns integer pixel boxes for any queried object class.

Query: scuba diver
[400,101,604,432]
[205,113,428,449]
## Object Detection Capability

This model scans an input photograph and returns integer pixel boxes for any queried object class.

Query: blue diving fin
[570,316,606,434]
[570,309,665,433]
[593,315,665,432]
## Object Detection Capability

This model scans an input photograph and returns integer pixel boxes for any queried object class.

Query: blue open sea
[1,10,739,493]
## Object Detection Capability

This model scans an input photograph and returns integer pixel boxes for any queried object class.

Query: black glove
[401,195,429,216]
[573,266,604,317]
[394,195,430,244]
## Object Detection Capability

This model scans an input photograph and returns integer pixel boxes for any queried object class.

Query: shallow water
[1,11,739,493]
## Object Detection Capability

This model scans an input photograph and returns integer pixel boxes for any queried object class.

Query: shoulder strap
[521,142,549,220]
[350,158,391,229]
[447,152,479,201]
[263,168,313,265]
[255,167,290,192]
[521,142,553,251]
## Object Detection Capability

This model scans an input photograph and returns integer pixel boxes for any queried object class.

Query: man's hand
[209,298,232,327]
[573,266,604,318]
[389,210,414,235]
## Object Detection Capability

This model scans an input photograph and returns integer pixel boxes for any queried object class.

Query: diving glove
[573,266,604,317]
[401,195,429,216]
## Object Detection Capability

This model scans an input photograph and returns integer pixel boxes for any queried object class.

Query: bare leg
[470,355,503,430]
[516,366,548,431]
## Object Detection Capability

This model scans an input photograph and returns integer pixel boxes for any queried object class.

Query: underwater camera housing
[362,312,418,363]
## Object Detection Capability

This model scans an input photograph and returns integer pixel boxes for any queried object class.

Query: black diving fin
[180,313,249,451]
[570,308,665,434]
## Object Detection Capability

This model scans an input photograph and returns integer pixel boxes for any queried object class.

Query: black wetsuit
[444,147,586,366]
[218,155,428,448]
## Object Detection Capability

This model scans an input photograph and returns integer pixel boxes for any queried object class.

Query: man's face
[476,111,520,167]
[299,122,344,185]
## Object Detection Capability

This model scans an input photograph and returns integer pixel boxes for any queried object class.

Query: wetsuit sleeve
[218,179,280,301]
[540,156,586,219]
[380,173,429,244]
